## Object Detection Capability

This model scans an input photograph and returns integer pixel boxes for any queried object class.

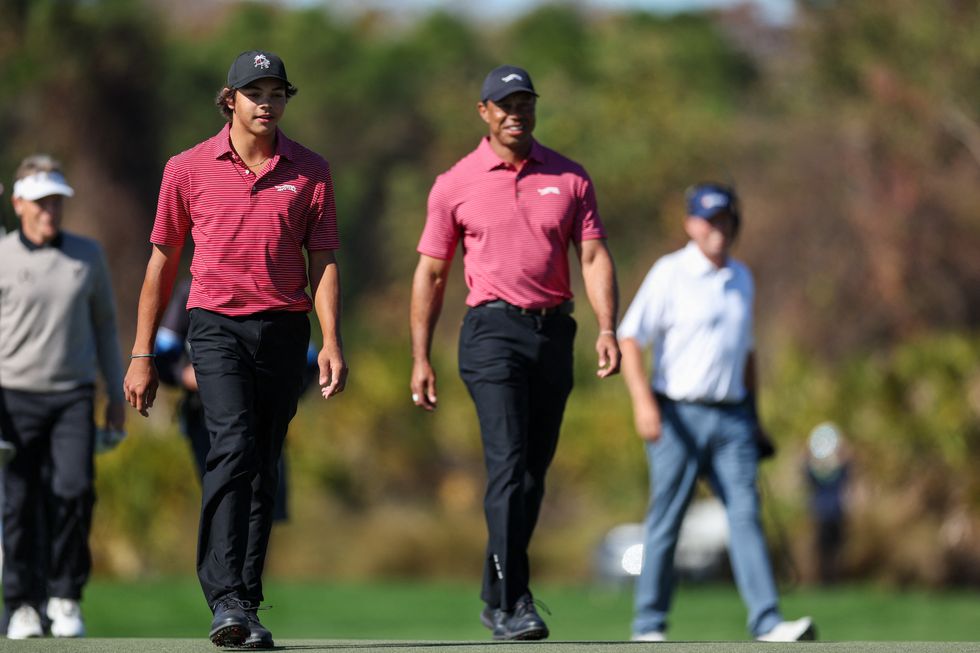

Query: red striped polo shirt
[151,124,339,316]
[418,138,606,309]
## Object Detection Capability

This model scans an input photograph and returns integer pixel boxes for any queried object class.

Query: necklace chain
[243,156,270,169]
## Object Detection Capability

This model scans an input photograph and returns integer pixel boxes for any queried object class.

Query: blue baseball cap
[686,183,739,220]
[481,65,538,103]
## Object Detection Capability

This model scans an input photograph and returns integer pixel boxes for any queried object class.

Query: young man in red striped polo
[410,65,621,640]
[123,50,347,648]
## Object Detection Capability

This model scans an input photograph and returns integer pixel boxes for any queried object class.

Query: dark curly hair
[215,83,298,122]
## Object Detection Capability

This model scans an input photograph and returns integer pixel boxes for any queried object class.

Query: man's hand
[410,359,438,411]
[123,358,159,417]
[105,399,126,431]
[410,255,451,412]
[596,332,621,378]
[633,398,662,442]
[318,343,348,399]
[181,363,199,392]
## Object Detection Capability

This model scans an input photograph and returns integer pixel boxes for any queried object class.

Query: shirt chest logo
[275,184,298,193]
[537,186,560,196]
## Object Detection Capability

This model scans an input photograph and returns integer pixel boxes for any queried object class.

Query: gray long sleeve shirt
[0,230,124,401]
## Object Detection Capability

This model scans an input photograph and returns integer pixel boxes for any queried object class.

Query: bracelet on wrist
[129,353,157,359]
[599,329,616,337]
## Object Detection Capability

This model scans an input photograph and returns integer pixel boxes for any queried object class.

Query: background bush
[1,0,978,586]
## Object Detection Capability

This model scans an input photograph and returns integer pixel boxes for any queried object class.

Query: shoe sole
[494,626,550,641]
[210,623,248,648]
[242,634,275,649]
[757,622,818,642]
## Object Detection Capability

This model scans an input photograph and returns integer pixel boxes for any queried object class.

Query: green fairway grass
[44,578,980,642]
[1,641,980,653]
[2,641,980,653]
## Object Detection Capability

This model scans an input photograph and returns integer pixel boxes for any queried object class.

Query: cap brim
[12,178,75,201]
[484,87,539,103]
[230,73,290,89]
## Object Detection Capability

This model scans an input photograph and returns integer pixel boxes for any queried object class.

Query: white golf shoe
[756,616,816,642]
[631,630,667,642]
[7,604,43,639]
[47,597,86,638]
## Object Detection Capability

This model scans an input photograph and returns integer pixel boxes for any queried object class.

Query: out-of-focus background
[1,0,979,597]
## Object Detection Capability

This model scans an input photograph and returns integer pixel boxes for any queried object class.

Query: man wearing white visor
[0,155,125,639]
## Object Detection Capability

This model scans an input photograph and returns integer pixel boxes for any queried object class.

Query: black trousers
[187,308,308,608]
[180,393,289,522]
[458,305,575,611]
[0,386,95,604]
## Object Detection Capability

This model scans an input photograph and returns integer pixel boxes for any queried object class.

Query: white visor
[11,171,75,201]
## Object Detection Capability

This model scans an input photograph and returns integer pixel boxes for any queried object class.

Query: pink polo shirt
[418,138,606,309]
[151,124,339,316]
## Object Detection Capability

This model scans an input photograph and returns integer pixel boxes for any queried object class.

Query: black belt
[481,299,574,316]
[655,392,745,408]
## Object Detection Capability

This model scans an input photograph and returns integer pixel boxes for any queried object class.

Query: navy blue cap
[227,50,290,89]
[481,65,538,103]
[686,183,739,219]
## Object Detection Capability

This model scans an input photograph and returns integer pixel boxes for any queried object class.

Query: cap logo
[501,73,523,83]
[700,192,729,210]
[253,54,271,69]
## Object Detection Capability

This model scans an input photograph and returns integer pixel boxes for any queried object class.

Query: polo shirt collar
[681,241,729,277]
[19,229,63,251]
[476,137,547,171]
[211,123,296,163]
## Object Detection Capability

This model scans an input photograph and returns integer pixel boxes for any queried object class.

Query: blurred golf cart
[595,497,730,583]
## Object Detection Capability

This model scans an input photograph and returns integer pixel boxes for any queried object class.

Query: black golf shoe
[492,595,549,641]
[480,605,503,631]
[243,608,274,649]
[209,597,248,648]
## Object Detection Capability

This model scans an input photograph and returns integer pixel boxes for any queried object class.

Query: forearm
[580,240,618,332]
[131,245,180,355]
[621,338,656,403]
[96,321,125,402]
[311,251,342,349]
[410,258,448,363]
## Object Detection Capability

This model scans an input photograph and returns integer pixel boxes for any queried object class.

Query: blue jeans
[632,396,782,637]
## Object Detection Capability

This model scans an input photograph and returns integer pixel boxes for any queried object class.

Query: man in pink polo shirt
[123,50,347,648]
[410,64,621,640]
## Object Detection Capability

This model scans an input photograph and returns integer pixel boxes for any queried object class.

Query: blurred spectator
[0,154,125,639]
[805,422,850,585]
[618,183,814,642]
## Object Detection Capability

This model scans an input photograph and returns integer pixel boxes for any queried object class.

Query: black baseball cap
[481,65,538,103]
[227,50,290,89]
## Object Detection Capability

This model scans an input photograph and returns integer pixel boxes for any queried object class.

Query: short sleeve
[572,171,606,242]
[150,157,192,247]
[305,163,340,251]
[417,175,460,261]
[617,260,670,347]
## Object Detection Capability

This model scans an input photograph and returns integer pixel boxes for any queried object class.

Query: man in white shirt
[618,183,814,642]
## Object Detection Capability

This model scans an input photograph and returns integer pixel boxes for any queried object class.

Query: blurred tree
[0,0,974,587]
[742,0,980,354]
[0,0,164,344]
